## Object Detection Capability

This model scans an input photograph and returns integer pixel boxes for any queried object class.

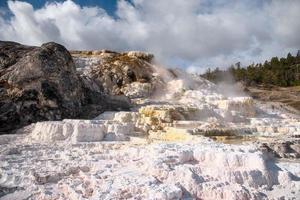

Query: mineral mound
[0,42,299,199]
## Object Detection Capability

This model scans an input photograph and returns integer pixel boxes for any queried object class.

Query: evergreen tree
[201,52,300,87]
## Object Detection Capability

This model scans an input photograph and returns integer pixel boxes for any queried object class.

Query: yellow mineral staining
[138,105,193,124]
[139,105,192,141]
[139,105,206,141]
[139,105,184,133]
[149,127,194,141]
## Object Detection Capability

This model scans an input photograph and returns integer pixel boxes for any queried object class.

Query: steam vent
[0,43,300,200]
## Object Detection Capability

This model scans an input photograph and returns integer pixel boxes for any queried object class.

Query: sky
[0,0,300,73]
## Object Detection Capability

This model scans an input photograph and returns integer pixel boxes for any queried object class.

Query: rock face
[71,50,156,98]
[0,42,130,134]
[0,41,83,133]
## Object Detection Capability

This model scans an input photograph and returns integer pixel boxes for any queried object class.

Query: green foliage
[201,53,300,87]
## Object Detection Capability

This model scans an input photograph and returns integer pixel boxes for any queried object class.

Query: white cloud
[0,0,299,71]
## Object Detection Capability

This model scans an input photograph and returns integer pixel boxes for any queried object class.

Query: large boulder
[0,41,83,133]
[0,41,130,134]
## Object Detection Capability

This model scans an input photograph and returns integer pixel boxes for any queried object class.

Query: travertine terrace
[0,51,300,200]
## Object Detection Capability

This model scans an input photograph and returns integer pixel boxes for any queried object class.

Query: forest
[201,51,300,87]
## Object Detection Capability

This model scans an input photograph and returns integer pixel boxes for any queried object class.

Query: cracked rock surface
[0,135,299,200]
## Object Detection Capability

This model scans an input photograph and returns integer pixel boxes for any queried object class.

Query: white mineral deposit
[1,56,299,200]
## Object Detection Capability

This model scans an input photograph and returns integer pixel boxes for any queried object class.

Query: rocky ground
[1,136,299,200]
[0,44,300,199]
[246,85,300,114]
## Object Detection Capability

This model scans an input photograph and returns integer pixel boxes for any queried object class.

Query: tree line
[201,51,300,87]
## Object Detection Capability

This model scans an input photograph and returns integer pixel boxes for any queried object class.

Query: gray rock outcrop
[0,41,130,134]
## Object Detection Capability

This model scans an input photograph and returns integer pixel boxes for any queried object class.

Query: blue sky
[0,0,119,15]
[0,0,299,72]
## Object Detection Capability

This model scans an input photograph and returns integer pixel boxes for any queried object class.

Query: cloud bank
[0,0,300,72]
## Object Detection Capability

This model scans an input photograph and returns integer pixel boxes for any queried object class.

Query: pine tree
[201,53,300,87]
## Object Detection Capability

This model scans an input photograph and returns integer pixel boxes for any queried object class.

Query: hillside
[246,85,300,113]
